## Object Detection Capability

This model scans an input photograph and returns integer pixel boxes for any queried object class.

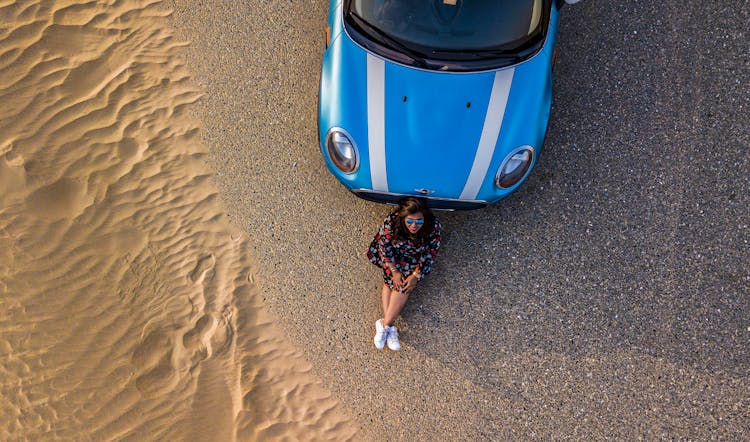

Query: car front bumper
[352,189,487,211]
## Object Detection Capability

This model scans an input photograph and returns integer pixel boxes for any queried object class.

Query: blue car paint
[320,36,373,188]
[383,65,496,198]
[326,0,344,44]
[476,10,559,200]
[319,2,560,206]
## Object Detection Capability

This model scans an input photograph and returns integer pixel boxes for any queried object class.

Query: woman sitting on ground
[366,197,442,351]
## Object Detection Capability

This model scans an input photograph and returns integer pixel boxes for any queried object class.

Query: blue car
[319,0,580,210]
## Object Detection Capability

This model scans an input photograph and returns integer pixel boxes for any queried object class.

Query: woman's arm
[416,219,442,280]
[367,216,403,289]
[376,216,396,267]
[377,216,403,285]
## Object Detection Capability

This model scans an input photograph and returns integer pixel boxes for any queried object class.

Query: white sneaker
[373,319,387,350]
[386,326,401,351]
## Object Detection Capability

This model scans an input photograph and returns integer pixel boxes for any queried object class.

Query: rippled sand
[0,1,356,439]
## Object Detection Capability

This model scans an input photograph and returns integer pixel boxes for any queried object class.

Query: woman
[367,197,442,350]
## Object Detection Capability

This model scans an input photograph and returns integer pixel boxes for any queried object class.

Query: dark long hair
[390,197,435,244]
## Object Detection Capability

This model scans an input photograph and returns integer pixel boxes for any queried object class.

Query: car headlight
[495,145,534,189]
[326,128,359,174]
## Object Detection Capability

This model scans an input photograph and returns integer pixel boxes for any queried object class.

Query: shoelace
[387,327,399,341]
[375,324,388,341]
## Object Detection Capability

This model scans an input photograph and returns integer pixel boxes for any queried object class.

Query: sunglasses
[405,219,424,226]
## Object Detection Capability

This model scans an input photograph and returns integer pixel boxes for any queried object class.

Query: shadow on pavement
[400,0,749,385]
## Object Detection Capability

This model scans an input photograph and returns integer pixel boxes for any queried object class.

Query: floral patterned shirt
[367,214,442,287]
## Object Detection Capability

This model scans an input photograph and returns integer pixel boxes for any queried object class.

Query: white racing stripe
[459,68,515,200]
[366,54,388,192]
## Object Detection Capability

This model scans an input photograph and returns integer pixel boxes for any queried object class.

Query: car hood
[319,31,552,201]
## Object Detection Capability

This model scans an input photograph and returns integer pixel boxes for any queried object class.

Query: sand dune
[0,1,356,440]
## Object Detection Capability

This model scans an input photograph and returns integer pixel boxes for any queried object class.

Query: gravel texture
[167,1,749,439]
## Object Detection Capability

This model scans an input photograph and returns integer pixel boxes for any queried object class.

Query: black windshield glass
[349,0,544,51]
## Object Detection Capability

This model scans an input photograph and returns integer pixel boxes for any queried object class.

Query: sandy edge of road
[1,2,357,440]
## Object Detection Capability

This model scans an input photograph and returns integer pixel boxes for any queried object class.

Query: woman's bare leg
[380,283,391,315]
[383,290,408,326]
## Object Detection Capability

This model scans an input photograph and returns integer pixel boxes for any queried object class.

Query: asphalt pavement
[169,1,749,439]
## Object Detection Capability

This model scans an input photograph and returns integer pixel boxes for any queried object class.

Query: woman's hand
[392,270,404,291]
[401,274,418,294]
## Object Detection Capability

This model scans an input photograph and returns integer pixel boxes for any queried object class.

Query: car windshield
[347,0,545,52]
